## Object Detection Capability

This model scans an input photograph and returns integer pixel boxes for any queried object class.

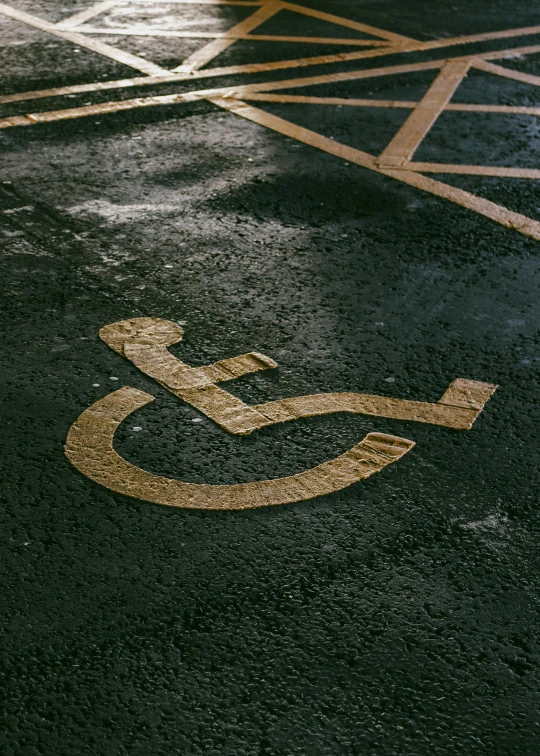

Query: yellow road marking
[0,83,297,128]
[239,93,540,117]
[0,47,405,108]
[100,318,496,434]
[65,388,415,510]
[99,318,277,435]
[0,92,217,128]
[3,32,539,109]
[172,1,283,71]
[405,164,540,179]
[220,59,449,93]
[473,58,540,87]
[64,318,495,509]
[2,0,540,239]
[242,94,420,106]
[0,51,402,107]
[419,23,540,51]
[210,97,540,241]
[377,60,471,167]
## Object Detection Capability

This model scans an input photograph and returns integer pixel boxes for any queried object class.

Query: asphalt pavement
[1,1,539,754]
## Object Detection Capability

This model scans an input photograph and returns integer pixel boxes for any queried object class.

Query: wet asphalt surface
[1,1,540,754]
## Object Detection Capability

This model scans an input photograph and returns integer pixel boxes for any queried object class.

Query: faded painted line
[54,0,117,29]
[0,2,169,75]
[74,26,390,46]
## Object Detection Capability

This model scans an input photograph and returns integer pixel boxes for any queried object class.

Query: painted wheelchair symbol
[65,318,497,510]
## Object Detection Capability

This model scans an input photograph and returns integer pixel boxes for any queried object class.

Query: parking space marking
[2,0,540,238]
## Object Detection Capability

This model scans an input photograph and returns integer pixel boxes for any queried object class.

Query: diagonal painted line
[280,1,417,44]
[0,2,169,75]
[242,93,420,106]
[224,59,448,92]
[472,58,540,87]
[54,0,117,29]
[0,89,223,128]
[377,59,471,167]
[0,50,401,108]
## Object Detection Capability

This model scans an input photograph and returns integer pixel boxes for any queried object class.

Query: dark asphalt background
[1,1,540,754]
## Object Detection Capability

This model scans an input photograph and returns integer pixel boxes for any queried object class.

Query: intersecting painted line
[209,97,540,241]
[172,0,283,71]
[0,2,169,76]
[3,0,540,241]
[377,59,471,168]
[2,54,540,127]
[0,63,451,128]
[167,19,540,76]
[3,32,540,109]
[0,47,401,107]
[221,59,448,92]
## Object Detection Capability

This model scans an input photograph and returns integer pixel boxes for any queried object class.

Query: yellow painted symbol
[65,318,497,510]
